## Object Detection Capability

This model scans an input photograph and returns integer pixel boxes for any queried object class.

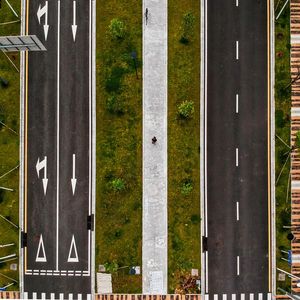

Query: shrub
[106,95,124,114]
[110,178,125,192]
[180,12,196,44]
[296,131,300,149]
[181,182,193,196]
[190,214,200,224]
[108,18,126,40]
[178,100,194,119]
[104,261,119,273]
[105,66,125,93]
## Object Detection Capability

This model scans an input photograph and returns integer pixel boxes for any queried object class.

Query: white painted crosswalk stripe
[23,292,28,300]
[205,295,209,300]
[259,293,263,300]
[50,293,55,300]
[87,295,92,300]
[69,293,73,300]
[231,294,236,300]
[250,294,254,300]
[214,294,218,300]
[41,293,46,300]
[32,292,37,300]
[60,293,64,300]
[223,294,227,300]
[240,294,245,300]
[78,294,82,300]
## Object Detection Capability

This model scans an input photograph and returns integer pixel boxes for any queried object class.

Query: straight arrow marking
[71,154,77,195]
[71,1,77,41]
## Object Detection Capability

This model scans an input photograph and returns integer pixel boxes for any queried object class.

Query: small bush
[106,95,124,114]
[190,214,200,224]
[104,261,119,273]
[181,182,193,196]
[178,100,194,119]
[180,12,196,44]
[108,18,126,40]
[110,178,125,192]
[105,66,125,93]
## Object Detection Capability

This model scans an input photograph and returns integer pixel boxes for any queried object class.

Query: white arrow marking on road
[71,1,77,41]
[67,235,79,262]
[36,234,47,262]
[71,154,77,195]
[36,156,48,195]
[37,1,49,40]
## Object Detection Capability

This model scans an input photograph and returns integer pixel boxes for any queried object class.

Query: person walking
[152,136,157,144]
[145,8,149,25]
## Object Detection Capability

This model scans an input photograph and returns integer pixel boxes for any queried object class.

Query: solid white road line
[236,41,239,60]
[205,252,208,293]
[236,148,239,167]
[250,294,254,300]
[232,294,236,300]
[56,0,61,271]
[240,294,245,300]
[268,293,272,300]
[236,0,239,6]
[237,256,240,275]
[236,202,239,221]
[236,94,239,113]
[259,293,263,300]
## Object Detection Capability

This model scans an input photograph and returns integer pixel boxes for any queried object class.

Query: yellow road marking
[267,0,271,292]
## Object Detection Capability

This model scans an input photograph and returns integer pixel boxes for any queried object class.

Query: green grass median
[95,0,142,293]
[168,0,201,293]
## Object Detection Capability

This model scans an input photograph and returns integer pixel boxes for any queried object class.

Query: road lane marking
[222,294,227,300]
[67,235,79,262]
[236,0,239,6]
[32,292,37,300]
[87,295,91,300]
[205,295,209,300]
[205,252,208,294]
[240,294,245,300]
[268,293,272,300]
[236,94,239,113]
[71,1,78,41]
[60,294,64,300]
[78,295,82,300]
[232,294,236,300]
[214,295,218,300]
[50,293,55,300]
[236,41,239,60]
[237,256,240,275]
[236,148,239,167]
[259,293,263,300]
[56,0,61,271]
[69,294,73,300]
[41,293,46,300]
[23,292,28,300]
[250,294,254,300]
[71,154,77,195]
[236,202,239,221]
[35,234,47,262]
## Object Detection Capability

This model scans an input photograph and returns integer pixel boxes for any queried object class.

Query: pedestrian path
[142,0,168,295]
[205,293,272,300]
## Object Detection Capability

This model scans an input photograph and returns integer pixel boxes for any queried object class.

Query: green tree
[109,18,126,39]
[181,182,193,196]
[178,100,194,119]
[110,178,125,192]
[180,12,196,44]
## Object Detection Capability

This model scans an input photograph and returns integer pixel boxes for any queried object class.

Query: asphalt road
[22,0,94,298]
[205,0,269,294]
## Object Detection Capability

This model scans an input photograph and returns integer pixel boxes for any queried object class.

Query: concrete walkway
[142,0,168,295]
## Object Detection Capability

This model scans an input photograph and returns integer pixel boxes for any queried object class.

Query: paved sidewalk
[142,0,168,295]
